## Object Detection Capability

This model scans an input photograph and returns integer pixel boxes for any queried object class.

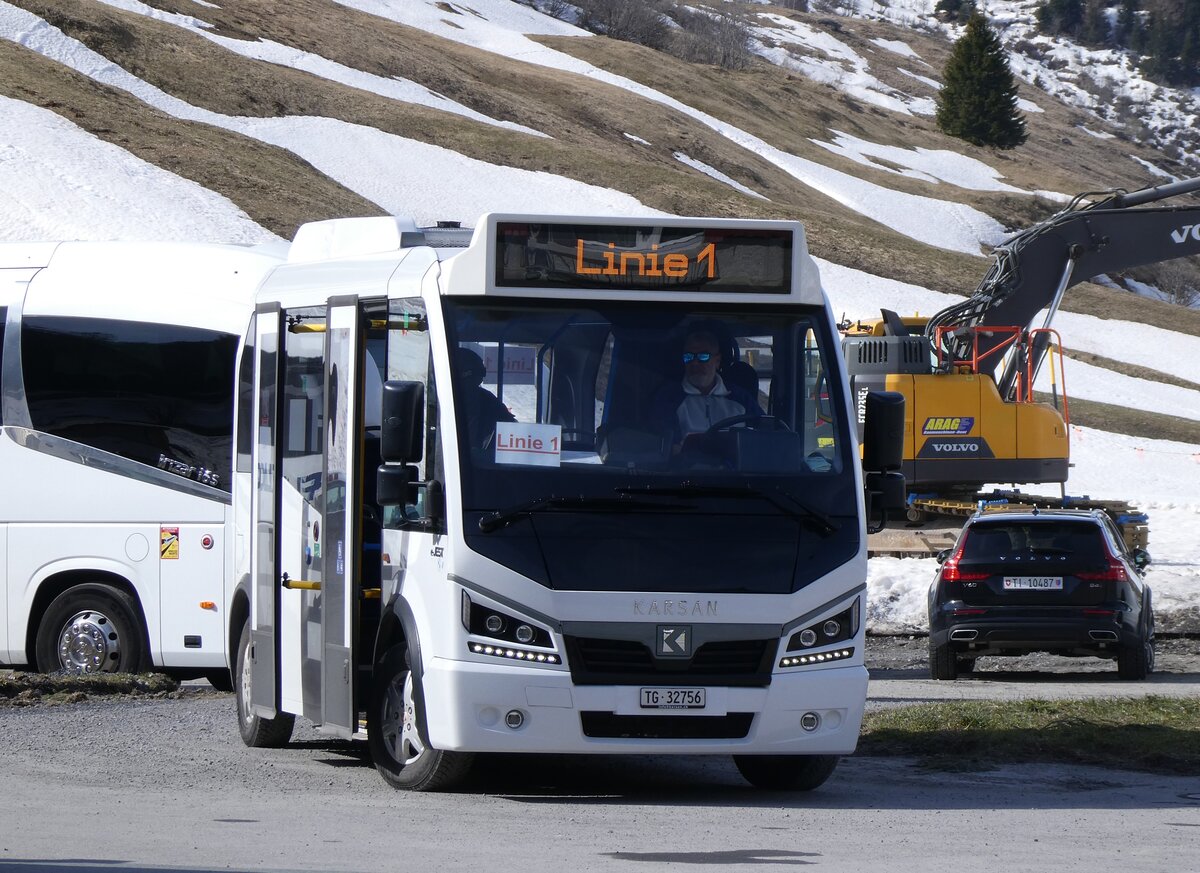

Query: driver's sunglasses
[682,352,715,363]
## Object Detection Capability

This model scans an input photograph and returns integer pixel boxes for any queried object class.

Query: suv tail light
[1077,555,1129,582]
[940,535,989,582]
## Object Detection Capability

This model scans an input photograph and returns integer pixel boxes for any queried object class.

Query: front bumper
[420,656,868,755]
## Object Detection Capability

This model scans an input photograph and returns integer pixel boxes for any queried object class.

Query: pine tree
[1081,0,1111,44]
[1114,0,1139,46]
[936,12,1028,149]
[1036,0,1084,35]
[934,0,977,23]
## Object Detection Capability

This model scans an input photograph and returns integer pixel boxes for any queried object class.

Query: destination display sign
[494,222,793,293]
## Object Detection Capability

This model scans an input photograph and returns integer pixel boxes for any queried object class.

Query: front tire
[929,641,959,680]
[733,755,839,791]
[35,583,149,674]
[367,644,473,791]
[234,621,294,747]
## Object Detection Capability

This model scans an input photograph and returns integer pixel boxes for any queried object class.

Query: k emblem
[658,625,692,657]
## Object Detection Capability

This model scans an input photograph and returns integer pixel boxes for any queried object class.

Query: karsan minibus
[234,214,904,791]
[1,239,282,685]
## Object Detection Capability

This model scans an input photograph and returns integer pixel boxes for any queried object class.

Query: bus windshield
[443,298,859,592]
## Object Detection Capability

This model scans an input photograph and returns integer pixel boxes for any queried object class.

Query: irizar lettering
[1171,225,1200,244]
[634,599,719,616]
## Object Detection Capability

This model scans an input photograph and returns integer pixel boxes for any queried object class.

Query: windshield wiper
[478,494,692,533]
[614,484,841,536]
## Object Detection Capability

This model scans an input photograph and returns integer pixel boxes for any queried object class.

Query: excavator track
[905,490,1149,550]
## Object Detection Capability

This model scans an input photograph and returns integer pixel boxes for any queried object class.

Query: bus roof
[18,241,283,335]
[281,214,826,306]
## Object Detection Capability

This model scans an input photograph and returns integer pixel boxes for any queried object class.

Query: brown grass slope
[5,0,1199,440]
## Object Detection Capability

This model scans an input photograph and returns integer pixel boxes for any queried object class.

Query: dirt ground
[866,633,1200,675]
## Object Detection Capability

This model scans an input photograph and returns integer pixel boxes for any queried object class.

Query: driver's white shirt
[676,375,746,437]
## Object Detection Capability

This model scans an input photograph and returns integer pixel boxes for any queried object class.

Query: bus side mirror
[381,380,424,463]
[377,464,418,506]
[862,390,906,532]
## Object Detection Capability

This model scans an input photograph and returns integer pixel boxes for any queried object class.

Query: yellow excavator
[842,175,1200,544]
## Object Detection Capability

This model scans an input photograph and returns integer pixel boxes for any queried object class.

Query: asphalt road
[2,648,1198,873]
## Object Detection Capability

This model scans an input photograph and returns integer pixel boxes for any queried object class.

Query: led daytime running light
[470,642,559,664]
[779,647,854,668]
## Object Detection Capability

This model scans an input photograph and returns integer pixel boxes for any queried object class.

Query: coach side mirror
[863,390,904,472]
[381,380,424,463]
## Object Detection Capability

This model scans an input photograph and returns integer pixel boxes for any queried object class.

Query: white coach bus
[234,214,904,790]
[0,241,280,686]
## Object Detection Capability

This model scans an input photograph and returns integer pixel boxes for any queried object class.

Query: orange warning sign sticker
[160,526,180,560]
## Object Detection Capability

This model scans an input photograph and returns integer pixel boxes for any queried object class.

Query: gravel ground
[3,635,1198,706]
[865,633,1200,675]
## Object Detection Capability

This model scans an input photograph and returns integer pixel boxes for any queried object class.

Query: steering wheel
[705,414,792,434]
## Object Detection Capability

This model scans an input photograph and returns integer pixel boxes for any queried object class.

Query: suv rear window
[961,521,1106,561]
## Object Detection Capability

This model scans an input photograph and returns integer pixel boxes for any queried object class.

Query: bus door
[318,300,364,736]
[249,305,282,719]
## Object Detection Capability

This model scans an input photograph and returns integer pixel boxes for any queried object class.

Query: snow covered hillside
[1,0,1197,632]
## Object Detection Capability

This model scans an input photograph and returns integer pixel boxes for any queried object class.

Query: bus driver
[653,327,761,452]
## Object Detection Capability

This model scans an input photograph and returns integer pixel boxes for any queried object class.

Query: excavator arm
[926,175,1200,399]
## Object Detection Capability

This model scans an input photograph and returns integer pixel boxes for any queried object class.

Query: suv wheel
[1117,634,1152,680]
[929,641,958,680]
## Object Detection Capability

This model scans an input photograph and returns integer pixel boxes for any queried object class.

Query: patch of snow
[672,152,767,200]
[809,130,1027,192]
[94,0,547,137]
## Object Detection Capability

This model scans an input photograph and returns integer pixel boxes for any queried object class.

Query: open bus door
[318,301,363,736]
[249,300,364,736]
[249,305,282,719]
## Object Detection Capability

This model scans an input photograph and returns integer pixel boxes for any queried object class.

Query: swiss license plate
[640,687,707,710]
[1003,576,1063,590]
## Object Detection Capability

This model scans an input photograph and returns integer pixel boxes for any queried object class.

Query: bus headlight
[786,602,858,651]
[778,600,859,668]
[461,592,559,665]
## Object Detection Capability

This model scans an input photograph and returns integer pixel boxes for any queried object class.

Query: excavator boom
[843,176,1200,544]
[928,176,1200,398]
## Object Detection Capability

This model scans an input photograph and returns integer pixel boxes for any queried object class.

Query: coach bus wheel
[233,621,295,747]
[34,583,148,675]
[367,644,474,791]
[733,754,840,791]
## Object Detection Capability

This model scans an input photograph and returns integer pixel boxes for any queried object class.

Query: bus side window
[21,315,239,492]
[385,298,440,530]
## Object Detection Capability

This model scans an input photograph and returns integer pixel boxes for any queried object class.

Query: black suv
[928,508,1154,680]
